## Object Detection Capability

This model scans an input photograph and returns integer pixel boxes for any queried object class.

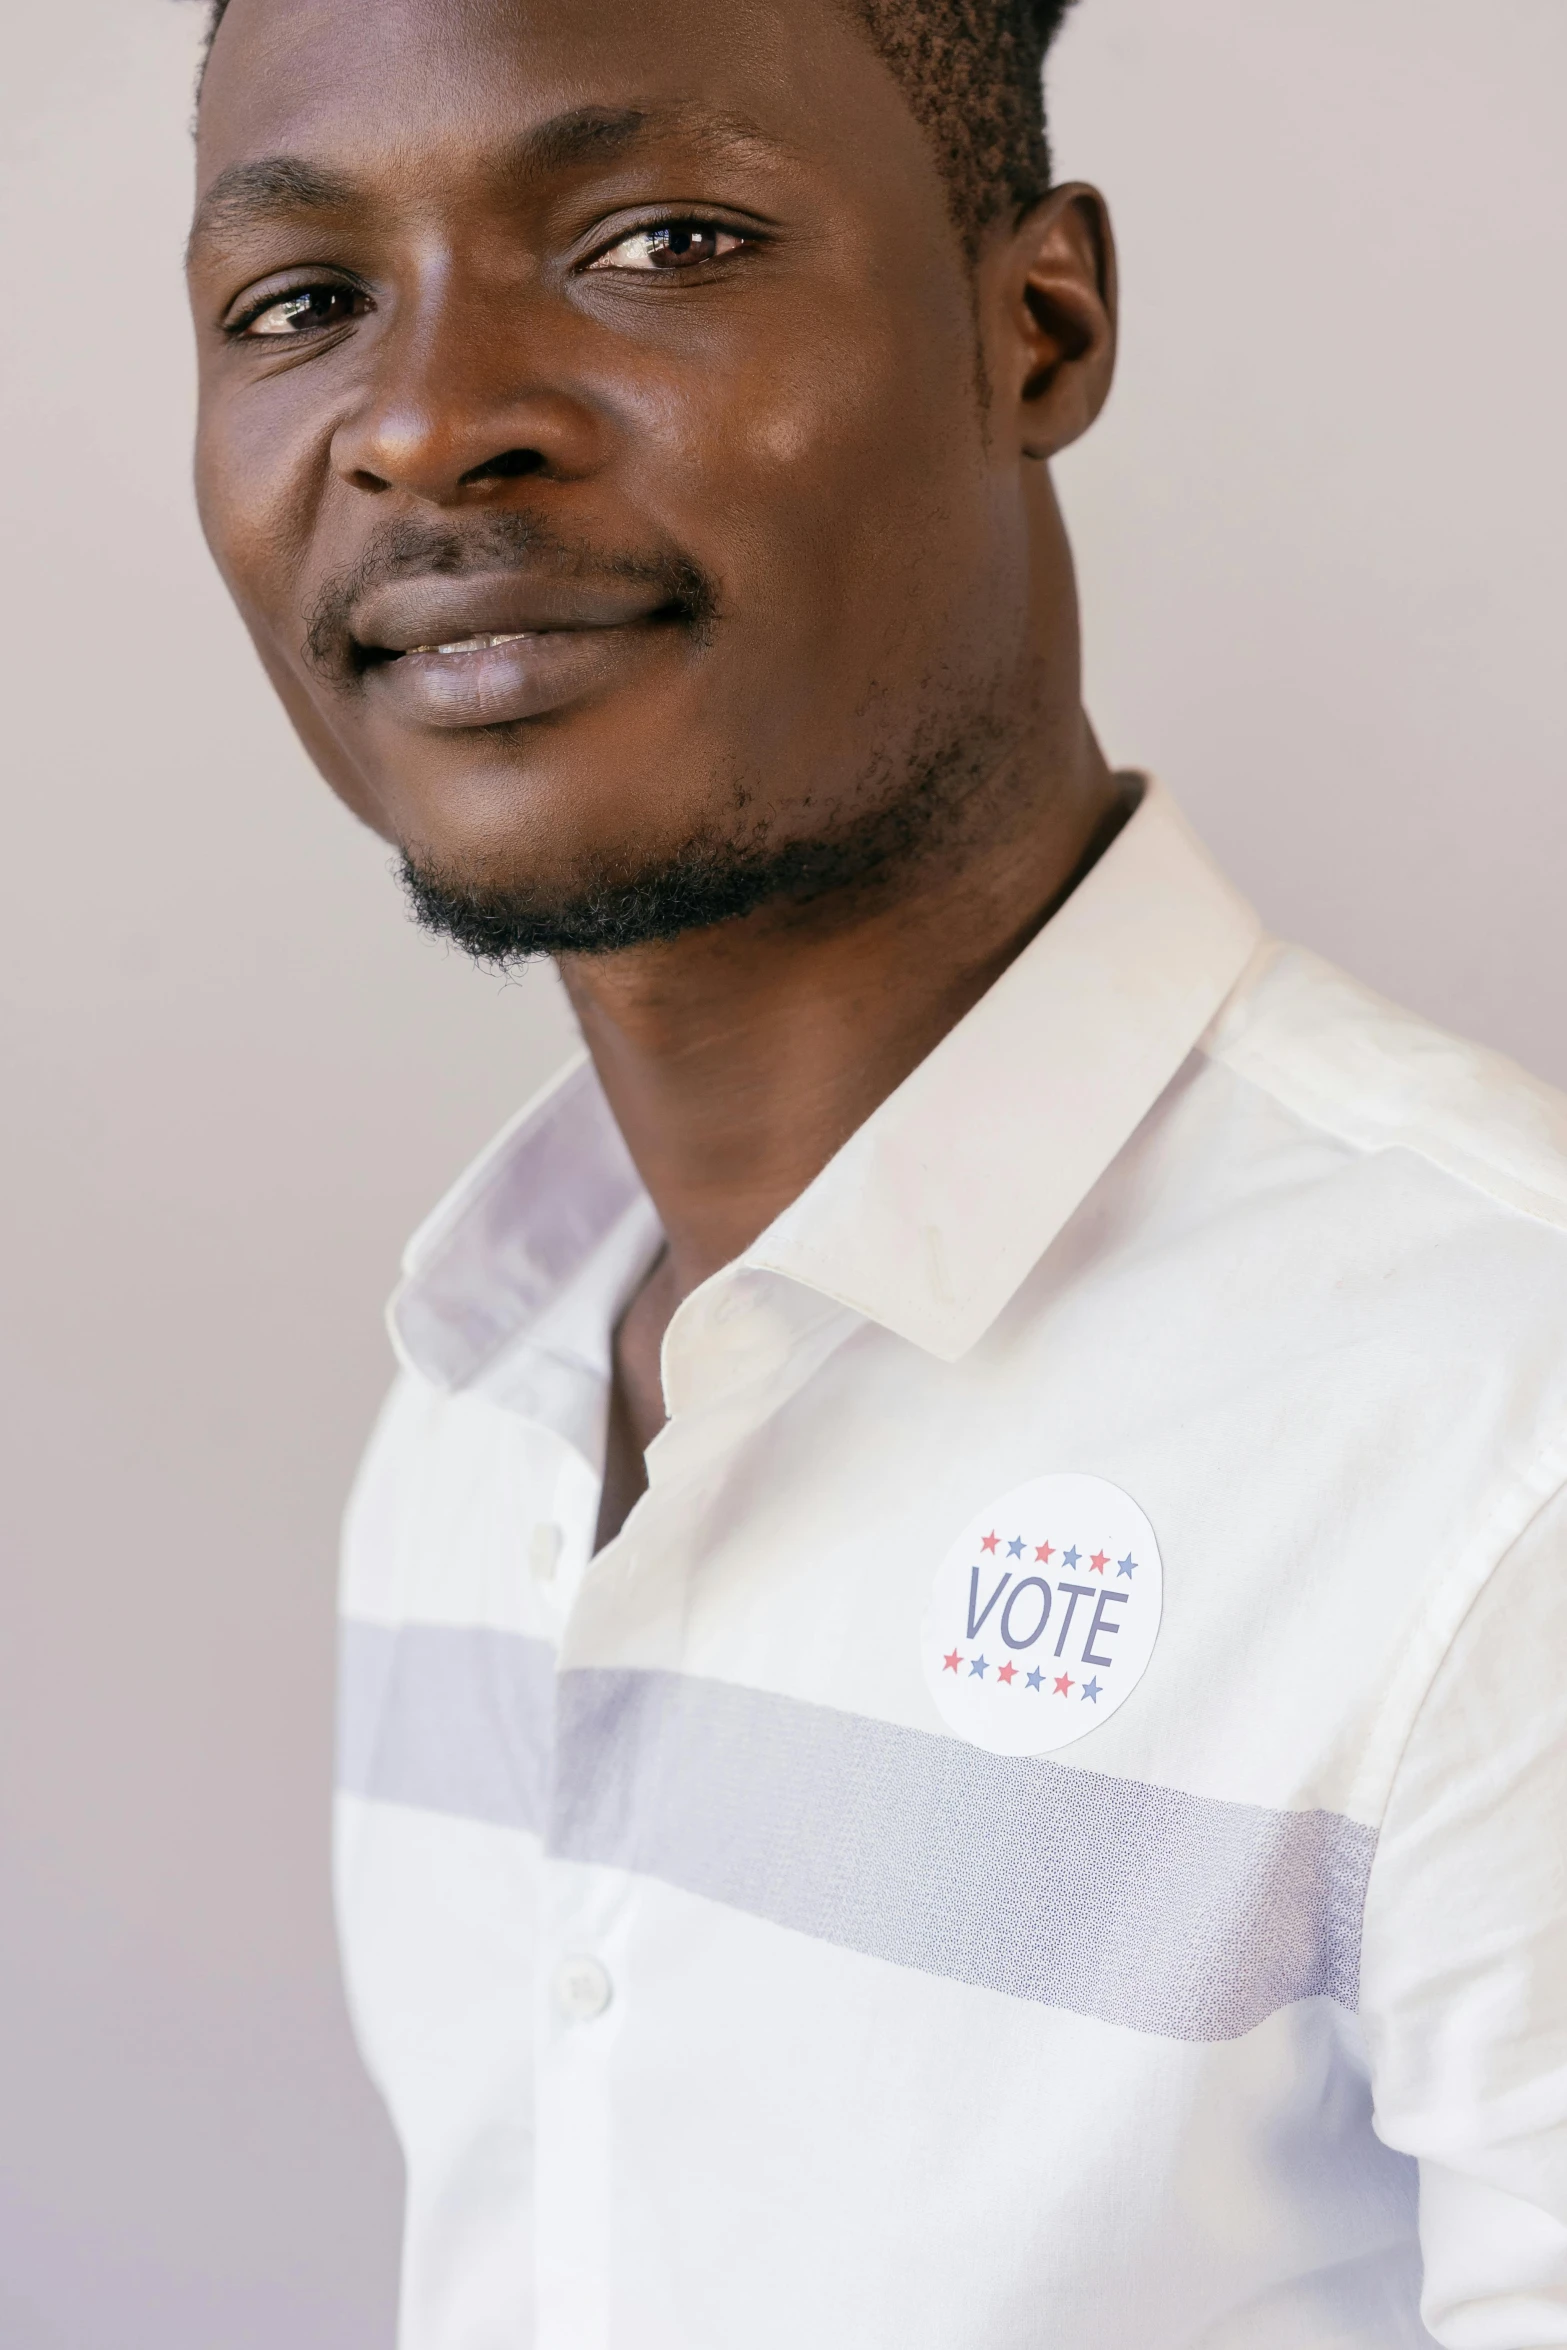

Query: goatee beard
[398,713,1013,966]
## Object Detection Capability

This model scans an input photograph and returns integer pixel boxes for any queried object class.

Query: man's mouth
[362,622,662,729]
[341,573,688,729]
[302,522,718,728]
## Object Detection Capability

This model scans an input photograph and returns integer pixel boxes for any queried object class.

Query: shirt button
[529,1522,563,1588]
[554,1954,613,2024]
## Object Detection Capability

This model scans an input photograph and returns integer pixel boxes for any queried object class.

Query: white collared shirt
[336,782,1567,2350]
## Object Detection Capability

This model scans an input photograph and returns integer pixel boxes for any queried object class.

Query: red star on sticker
[1034,1540,1054,1563]
[996,1661,1017,1686]
[1089,1551,1109,1574]
[1054,1673,1074,1696]
[980,1531,999,1554]
[942,1649,962,1673]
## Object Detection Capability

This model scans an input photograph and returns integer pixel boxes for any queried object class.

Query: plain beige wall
[1,2,1562,2341]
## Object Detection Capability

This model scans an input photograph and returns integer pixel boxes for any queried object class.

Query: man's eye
[234,285,367,338]
[589,222,745,274]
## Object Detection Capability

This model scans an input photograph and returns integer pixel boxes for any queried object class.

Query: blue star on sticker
[1117,1553,1137,1578]
[1006,1535,1025,1558]
[1081,1676,1102,1703]
[968,1654,990,1678]
[1062,1546,1080,1568]
[1026,1667,1044,1691]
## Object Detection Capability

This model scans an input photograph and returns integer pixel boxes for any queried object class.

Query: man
[186,0,1567,2341]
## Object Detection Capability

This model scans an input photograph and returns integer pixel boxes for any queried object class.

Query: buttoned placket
[529,1262,865,2348]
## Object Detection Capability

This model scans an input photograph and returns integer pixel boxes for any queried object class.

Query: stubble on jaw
[397,674,1025,965]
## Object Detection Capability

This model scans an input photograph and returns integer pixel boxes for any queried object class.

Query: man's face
[190,0,1053,943]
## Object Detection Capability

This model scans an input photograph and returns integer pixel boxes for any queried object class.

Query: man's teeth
[406,631,531,656]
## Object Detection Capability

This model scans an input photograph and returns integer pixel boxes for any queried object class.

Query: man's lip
[362,623,664,730]
[349,569,665,660]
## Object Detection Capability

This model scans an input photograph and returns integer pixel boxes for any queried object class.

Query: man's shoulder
[1202,938,1567,1241]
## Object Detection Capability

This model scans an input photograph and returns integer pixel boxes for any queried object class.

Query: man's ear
[989,183,1117,460]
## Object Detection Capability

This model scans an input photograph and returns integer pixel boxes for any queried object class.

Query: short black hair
[197,0,1076,246]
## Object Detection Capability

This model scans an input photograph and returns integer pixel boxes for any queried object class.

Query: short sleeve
[1360,1473,1567,2348]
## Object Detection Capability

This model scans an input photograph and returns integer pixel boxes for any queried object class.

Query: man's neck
[560,718,1128,1304]
[568,710,1127,1543]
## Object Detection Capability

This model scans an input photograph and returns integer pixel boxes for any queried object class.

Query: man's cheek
[201,398,327,588]
[194,447,276,621]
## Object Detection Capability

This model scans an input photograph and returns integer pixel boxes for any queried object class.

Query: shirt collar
[746,781,1262,1357]
[389,779,1262,1394]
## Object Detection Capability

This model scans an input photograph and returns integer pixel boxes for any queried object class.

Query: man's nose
[330,271,607,502]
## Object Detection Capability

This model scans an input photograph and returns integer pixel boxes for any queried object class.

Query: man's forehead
[195,0,882,193]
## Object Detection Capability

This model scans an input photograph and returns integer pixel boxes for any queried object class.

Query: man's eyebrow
[509,103,783,179]
[187,107,786,260]
[188,156,359,255]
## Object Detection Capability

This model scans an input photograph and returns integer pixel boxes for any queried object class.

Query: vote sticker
[921,1474,1163,1755]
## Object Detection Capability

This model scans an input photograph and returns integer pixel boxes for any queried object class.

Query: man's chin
[398,839,790,965]
[397,811,921,966]
[396,696,1012,966]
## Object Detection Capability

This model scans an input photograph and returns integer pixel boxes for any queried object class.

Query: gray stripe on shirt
[337,1625,1373,2040]
[549,1665,1374,2043]
[338,1619,555,1832]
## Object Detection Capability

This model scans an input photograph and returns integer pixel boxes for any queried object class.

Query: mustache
[302,511,720,681]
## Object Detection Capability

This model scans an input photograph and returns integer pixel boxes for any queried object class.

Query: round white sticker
[921,1474,1163,1755]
